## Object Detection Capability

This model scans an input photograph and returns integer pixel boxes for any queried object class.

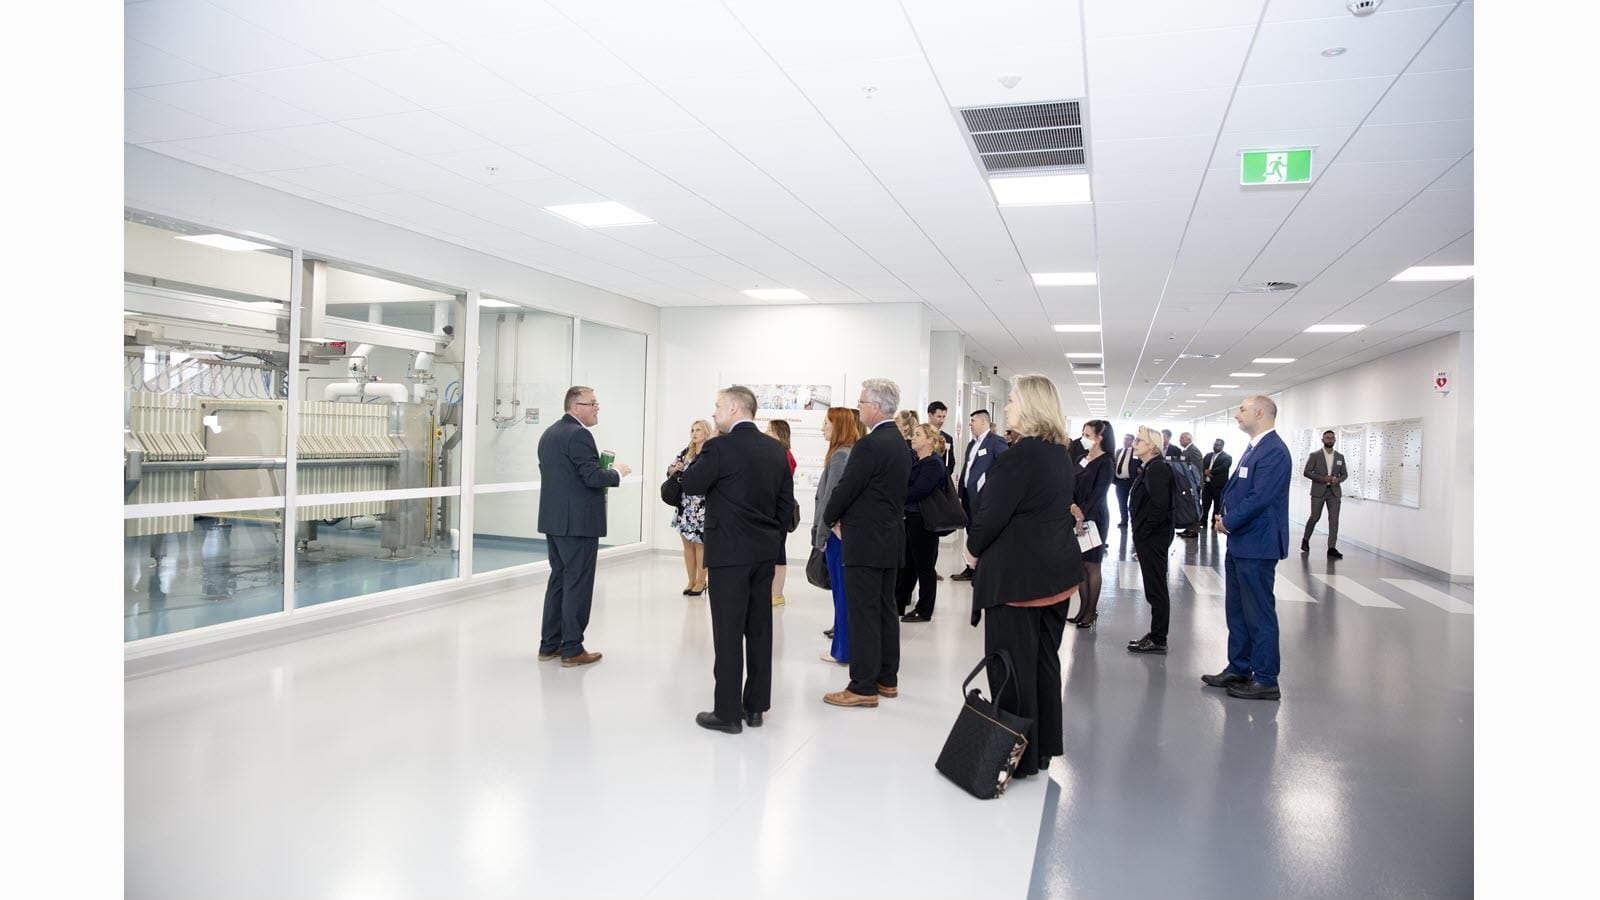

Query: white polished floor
[126,547,1048,900]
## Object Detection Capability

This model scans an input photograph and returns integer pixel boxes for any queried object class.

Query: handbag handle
[960,649,1018,706]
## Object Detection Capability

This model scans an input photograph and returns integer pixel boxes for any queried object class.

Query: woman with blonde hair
[897,424,950,623]
[894,409,920,447]
[666,419,715,594]
[766,418,798,606]
[962,374,1082,779]
[814,407,861,663]
[1127,425,1175,654]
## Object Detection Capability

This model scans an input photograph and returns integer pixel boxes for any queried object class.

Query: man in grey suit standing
[537,386,633,666]
[1301,429,1348,559]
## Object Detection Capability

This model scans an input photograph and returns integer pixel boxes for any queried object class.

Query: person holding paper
[536,386,632,667]
[1067,420,1114,629]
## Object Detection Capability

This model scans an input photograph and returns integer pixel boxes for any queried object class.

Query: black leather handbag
[935,650,1033,800]
[660,473,683,509]
[805,546,830,590]
[918,477,967,536]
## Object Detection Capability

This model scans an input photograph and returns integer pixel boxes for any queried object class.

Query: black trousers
[1114,480,1131,525]
[707,563,774,721]
[540,535,599,657]
[1134,530,1174,642]
[1201,487,1224,528]
[895,512,940,617]
[845,565,899,696]
[984,602,1068,778]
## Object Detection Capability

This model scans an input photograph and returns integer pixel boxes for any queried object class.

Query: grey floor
[1027,524,1473,899]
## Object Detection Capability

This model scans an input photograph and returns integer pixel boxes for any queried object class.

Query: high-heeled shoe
[686,582,706,596]
[1076,615,1097,630]
[1066,612,1082,625]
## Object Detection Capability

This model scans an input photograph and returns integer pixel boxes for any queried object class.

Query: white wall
[1276,332,1473,581]
[654,303,932,558]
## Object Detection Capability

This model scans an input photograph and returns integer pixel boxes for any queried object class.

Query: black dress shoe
[950,568,974,582]
[823,628,834,639]
[1301,541,1311,553]
[1327,547,1344,559]
[745,711,764,727]
[900,613,930,623]
[696,711,742,734]
[1201,670,1250,688]
[1128,636,1168,654]
[1226,681,1281,700]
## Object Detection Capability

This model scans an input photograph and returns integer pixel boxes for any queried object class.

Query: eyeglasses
[574,401,599,408]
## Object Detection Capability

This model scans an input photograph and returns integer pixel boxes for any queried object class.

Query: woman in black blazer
[897,425,949,622]
[1128,426,1175,654]
[964,375,1083,779]
[1068,420,1116,629]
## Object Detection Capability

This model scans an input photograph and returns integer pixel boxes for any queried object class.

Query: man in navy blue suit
[1205,395,1291,700]
[950,409,1009,581]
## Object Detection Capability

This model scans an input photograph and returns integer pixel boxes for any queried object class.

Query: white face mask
[1080,436,1094,450]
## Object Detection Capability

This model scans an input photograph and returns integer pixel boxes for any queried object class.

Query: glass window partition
[576,322,647,547]
[471,489,549,573]
[125,504,285,641]
[474,303,573,485]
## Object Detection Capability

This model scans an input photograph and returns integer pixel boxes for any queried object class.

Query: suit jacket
[680,422,795,568]
[1222,430,1291,560]
[957,431,1009,508]
[1164,443,1184,463]
[1201,450,1233,493]
[537,414,621,537]
[1130,455,1174,544]
[966,437,1083,624]
[1180,443,1203,470]
[1112,447,1143,483]
[821,420,912,568]
[1304,448,1349,498]
[810,446,852,552]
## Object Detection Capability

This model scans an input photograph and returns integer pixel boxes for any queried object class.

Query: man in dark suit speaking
[681,385,796,734]
[1206,395,1291,701]
[821,378,912,708]
[537,386,631,667]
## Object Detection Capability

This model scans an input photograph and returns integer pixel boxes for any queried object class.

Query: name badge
[977,448,988,457]
[1238,467,1250,479]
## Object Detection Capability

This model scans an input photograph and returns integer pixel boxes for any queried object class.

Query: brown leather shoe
[560,651,603,667]
[823,689,878,708]
[876,683,899,698]
[537,651,560,662]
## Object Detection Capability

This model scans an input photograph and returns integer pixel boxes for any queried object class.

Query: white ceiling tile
[124,91,232,143]
[435,98,587,148]
[1093,167,1207,204]
[467,21,644,97]
[347,192,505,239]
[550,0,774,81]
[1337,118,1472,163]
[1410,2,1473,73]
[248,123,409,166]
[342,111,496,155]
[495,176,608,208]
[723,0,922,67]
[655,71,821,133]
[1366,68,1473,126]
[539,84,703,140]
[1242,5,1454,85]
[422,147,555,185]
[145,132,331,174]
[1418,231,1473,266]
[603,228,720,260]
[1429,153,1473,190]
[267,164,400,198]
[209,0,438,59]
[125,36,217,88]
[907,0,1085,106]
[1225,76,1391,132]
[340,45,522,109]
[1088,89,1231,141]
[1083,0,1262,38]
[234,63,418,121]
[1193,174,1312,219]
[137,139,248,176]
[1086,27,1255,94]
[1395,189,1472,221]
[1311,155,1458,195]
[136,79,324,132]
[124,0,321,75]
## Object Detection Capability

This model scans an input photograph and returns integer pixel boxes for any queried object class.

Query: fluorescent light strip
[1064,352,1103,359]
[989,173,1091,206]
[1229,373,1265,378]
[1211,384,1239,389]
[543,201,653,227]
[1304,324,1366,333]
[176,233,275,252]
[479,298,518,309]
[1032,272,1097,287]
[743,288,809,301]
[1252,357,1296,364]
[1196,393,1220,398]
[1391,265,1473,282]
[1053,324,1101,333]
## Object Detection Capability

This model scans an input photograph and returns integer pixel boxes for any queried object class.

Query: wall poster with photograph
[719,377,844,495]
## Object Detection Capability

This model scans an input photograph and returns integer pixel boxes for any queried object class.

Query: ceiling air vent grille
[957,100,1086,175]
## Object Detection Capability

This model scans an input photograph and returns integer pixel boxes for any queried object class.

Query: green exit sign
[1240,148,1313,185]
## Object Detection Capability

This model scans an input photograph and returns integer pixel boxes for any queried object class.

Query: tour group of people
[533,376,1296,779]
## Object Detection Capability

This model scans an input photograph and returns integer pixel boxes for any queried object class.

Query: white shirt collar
[1248,426,1278,450]
[729,419,756,432]
[871,419,898,432]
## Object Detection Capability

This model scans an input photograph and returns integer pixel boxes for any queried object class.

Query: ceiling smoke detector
[1235,281,1299,293]
[1347,0,1382,16]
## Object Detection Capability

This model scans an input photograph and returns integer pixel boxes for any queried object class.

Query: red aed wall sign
[1433,371,1450,394]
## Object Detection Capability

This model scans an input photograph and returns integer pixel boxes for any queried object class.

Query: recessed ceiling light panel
[176,233,275,251]
[1252,357,1296,364]
[1391,265,1474,282]
[1032,271,1096,287]
[1053,324,1101,333]
[544,201,653,227]
[1230,372,1265,378]
[1304,324,1366,333]
[1064,352,1103,359]
[743,288,809,301]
